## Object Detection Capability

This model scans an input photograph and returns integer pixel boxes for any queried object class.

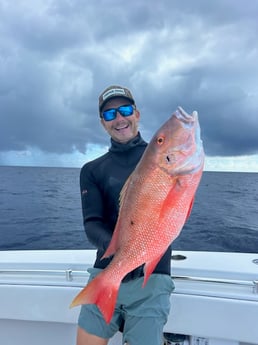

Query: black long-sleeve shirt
[80,132,171,280]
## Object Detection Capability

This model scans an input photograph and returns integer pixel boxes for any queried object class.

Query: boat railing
[0,268,87,283]
[172,275,258,295]
[0,268,257,295]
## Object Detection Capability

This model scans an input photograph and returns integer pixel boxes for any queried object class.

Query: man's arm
[80,164,112,251]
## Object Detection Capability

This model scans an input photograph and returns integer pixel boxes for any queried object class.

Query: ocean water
[0,166,257,253]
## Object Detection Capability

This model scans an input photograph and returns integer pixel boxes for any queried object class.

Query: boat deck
[0,250,258,345]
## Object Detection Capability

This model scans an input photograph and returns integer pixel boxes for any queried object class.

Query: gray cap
[98,85,135,113]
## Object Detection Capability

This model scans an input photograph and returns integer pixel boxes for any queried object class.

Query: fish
[70,106,205,323]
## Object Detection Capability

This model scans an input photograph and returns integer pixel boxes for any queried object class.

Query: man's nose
[114,111,125,120]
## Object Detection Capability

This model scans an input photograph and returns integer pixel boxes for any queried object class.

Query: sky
[0,0,258,172]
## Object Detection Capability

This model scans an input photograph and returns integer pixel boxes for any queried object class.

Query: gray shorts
[78,268,174,345]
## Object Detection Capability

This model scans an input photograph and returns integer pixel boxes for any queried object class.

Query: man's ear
[135,109,140,120]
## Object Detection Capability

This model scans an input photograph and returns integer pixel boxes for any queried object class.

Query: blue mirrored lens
[102,109,117,121]
[102,105,134,121]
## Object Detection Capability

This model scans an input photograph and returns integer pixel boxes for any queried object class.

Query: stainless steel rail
[0,268,87,281]
[0,268,257,293]
[173,275,258,294]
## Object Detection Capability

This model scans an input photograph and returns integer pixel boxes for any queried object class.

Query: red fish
[70,106,205,323]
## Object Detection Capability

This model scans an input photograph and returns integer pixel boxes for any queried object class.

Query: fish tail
[70,272,120,324]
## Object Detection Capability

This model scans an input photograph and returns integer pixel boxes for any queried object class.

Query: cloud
[0,0,258,167]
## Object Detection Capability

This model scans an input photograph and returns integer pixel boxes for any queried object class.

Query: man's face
[100,97,140,143]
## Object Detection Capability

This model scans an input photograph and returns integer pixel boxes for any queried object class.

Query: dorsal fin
[102,174,133,259]
[119,173,132,209]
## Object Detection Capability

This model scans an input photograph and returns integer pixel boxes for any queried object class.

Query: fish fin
[102,242,116,259]
[143,255,163,287]
[102,217,122,259]
[186,197,194,221]
[159,178,193,224]
[70,272,120,324]
[159,178,183,217]
[119,173,132,208]
[102,174,133,259]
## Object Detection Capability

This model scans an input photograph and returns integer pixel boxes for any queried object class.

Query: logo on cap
[102,88,126,101]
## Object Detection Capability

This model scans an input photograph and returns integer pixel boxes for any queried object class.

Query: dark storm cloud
[0,0,257,159]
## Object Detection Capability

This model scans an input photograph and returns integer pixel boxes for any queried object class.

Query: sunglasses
[101,104,135,122]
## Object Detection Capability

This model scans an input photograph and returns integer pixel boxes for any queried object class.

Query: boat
[0,249,257,345]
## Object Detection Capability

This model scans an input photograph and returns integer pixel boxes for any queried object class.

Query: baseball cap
[99,85,135,113]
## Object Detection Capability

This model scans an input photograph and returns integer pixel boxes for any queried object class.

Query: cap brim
[99,96,135,112]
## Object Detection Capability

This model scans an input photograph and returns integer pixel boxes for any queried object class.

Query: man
[77,85,174,345]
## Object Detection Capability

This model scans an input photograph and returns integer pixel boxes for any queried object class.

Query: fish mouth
[167,106,204,176]
[175,106,197,124]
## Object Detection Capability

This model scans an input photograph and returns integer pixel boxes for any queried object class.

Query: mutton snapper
[70,106,205,323]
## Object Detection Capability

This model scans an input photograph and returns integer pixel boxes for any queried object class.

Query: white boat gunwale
[0,249,258,345]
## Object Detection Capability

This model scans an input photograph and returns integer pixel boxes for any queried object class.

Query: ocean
[0,166,257,253]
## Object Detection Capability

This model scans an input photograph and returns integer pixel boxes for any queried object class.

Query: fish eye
[157,136,165,145]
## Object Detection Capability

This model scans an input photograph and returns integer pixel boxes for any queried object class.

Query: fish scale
[70,106,205,324]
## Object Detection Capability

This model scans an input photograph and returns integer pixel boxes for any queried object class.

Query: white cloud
[0,0,258,170]
[205,155,258,172]
[1,147,258,173]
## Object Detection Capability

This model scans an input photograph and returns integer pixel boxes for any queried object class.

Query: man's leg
[76,326,108,345]
[123,315,166,345]
[119,274,174,345]
[77,302,123,344]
